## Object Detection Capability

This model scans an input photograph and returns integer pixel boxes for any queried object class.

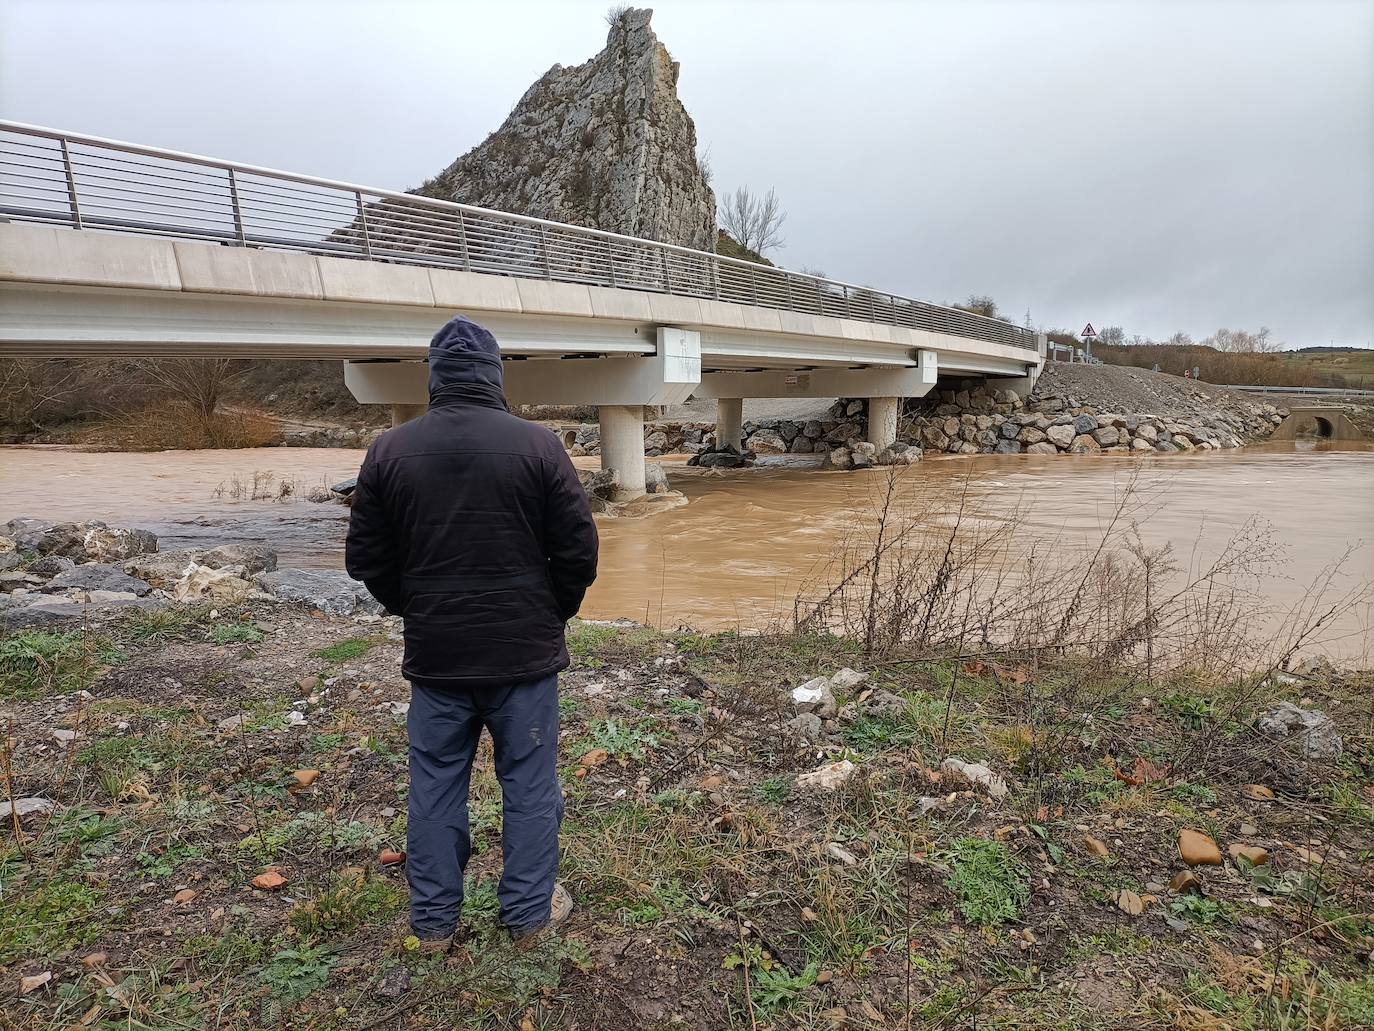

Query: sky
[3,0,1371,347]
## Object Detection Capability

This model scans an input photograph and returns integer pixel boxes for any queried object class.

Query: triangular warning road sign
[1081,323,1097,337]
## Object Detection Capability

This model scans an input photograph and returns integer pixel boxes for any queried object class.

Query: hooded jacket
[345,316,599,690]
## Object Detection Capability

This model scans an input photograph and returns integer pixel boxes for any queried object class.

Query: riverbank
[3,589,1372,1027]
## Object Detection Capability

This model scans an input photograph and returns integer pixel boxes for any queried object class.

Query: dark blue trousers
[405,675,563,936]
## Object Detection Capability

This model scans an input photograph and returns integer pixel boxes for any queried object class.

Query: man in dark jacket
[345,315,599,951]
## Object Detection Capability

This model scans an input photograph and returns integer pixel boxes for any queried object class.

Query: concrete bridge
[0,122,1044,495]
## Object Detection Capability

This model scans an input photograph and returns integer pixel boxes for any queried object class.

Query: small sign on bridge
[1081,323,1097,338]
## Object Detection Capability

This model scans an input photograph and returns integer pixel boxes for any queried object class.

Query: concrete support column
[716,397,743,451]
[390,403,427,427]
[599,404,647,499]
[868,396,900,451]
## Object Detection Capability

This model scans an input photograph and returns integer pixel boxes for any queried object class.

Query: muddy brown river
[3,442,1371,658]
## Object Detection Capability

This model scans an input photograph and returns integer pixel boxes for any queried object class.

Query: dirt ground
[3,600,1372,1029]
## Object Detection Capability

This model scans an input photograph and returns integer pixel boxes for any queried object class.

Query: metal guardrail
[1221,384,1374,398]
[0,121,1039,352]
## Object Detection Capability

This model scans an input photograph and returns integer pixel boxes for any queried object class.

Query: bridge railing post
[228,169,246,245]
[660,248,673,294]
[457,210,471,271]
[354,192,372,258]
[539,226,552,278]
[59,138,82,230]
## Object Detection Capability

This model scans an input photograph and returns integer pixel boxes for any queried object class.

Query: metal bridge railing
[0,121,1040,352]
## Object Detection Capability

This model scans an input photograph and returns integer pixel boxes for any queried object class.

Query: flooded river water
[3,442,1371,657]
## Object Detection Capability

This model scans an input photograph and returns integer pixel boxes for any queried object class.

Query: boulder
[694,447,746,469]
[27,555,77,578]
[826,448,853,470]
[15,522,86,559]
[124,545,276,587]
[82,523,159,562]
[1018,427,1047,445]
[994,440,1022,454]
[643,430,670,453]
[1092,426,1120,447]
[173,564,255,603]
[939,757,1008,799]
[858,688,907,718]
[802,420,824,439]
[830,667,868,690]
[783,712,824,744]
[1178,829,1223,867]
[0,797,55,820]
[644,463,671,494]
[330,477,359,497]
[1069,434,1102,454]
[1134,423,1159,443]
[797,759,855,791]
[1026,442,1058,455]
[792,676,839,717]
[199,544,277,576]
[1256,701,1342,759]
[747,429,788,453]
[255,569,384,616]
[44,564,152,597]
[1046,424,1076,448]
[789,436,814,454]
[1073,414,1099,434]
[578,467,620,499]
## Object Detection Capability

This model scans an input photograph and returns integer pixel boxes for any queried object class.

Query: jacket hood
[427,316,505,404]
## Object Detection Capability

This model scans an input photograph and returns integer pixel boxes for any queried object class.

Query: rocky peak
[413,7,716,251]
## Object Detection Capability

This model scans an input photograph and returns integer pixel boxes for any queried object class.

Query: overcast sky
[3,0,1371,347]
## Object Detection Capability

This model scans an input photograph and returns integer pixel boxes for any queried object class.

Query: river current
[3,442,1370,658]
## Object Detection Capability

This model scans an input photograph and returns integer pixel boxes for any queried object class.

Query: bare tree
[0,359,81,428]
[135,359,240,421]
[956,295,998,319]
[1098,325,1126,347]
[718,186,787,256]
[1206,326,1279,353]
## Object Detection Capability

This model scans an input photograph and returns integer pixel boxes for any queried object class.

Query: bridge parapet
[0,121,1038,354]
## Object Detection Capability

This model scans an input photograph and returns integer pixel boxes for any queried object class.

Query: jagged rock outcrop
[413,8,715,250]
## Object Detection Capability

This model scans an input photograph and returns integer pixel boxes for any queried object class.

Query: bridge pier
[715,397,743,452]
[867,396,899,451]
[598,404,648,499]
[389,403,427,427]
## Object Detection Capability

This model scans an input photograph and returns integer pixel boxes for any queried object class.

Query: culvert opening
[1292,415,1335,439]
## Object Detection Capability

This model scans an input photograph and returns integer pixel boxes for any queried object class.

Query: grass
[0,880,107,964]
[0,629,115,699]
[311,636,379,664]
[2,605,1372,1029]
[942,836,1030,926]
[209,621,264,645]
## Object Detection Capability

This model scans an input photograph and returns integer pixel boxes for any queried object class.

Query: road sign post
[1080,322,1097,361]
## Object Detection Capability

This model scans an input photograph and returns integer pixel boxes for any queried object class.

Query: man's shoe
[511,883,574,949]
[412,931,454,955]
[550,882,574,924]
